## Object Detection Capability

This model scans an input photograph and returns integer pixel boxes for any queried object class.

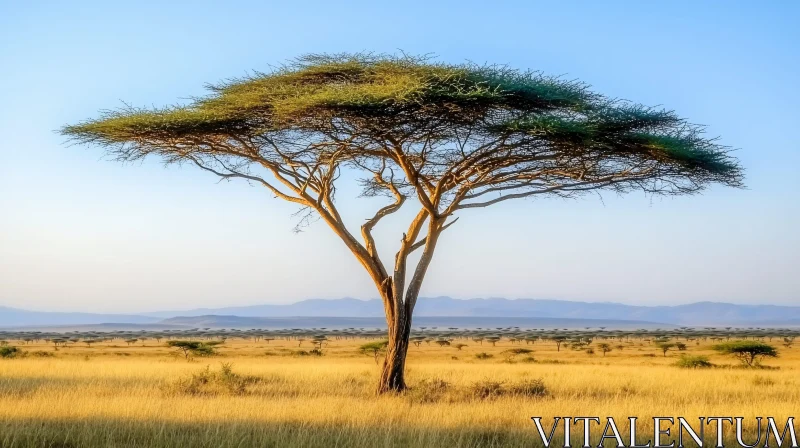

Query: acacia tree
[63,53,742,393]
[713,341,778,367]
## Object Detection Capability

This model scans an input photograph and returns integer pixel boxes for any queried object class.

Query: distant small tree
[167,341,218,360]
[360,340,389,364]
[51,339,66,351]
[453,343,467,351]
[675,342,687,351]
[552,336,567,352]
[656,342,676,357]
[311,335,328,351]
[713,341,778,367]
[597,343,612,357]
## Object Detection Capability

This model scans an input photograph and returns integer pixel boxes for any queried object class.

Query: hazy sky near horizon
[1,1,798,313]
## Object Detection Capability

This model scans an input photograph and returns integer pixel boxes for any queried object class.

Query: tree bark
[376,309,412,394]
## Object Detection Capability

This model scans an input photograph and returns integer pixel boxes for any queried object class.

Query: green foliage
[655,342,677,356]
[675,355,714,369]
[597,343,612,356]
[63,52,742,194]
[359,340,388,364]
[166,340,220,360]
[712,341,778,367]
[0,346,22,359]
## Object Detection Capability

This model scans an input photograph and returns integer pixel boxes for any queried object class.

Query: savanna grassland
[0,334,798,447]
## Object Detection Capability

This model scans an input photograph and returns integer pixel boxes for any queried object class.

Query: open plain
[1,332,798,447]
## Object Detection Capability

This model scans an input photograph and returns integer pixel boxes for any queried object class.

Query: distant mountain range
[160,315,674,330]
[2,298,799,328]
[0,306,160,327]
[143,298,800,326]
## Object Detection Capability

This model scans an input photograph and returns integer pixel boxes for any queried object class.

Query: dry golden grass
[0,337,798,447]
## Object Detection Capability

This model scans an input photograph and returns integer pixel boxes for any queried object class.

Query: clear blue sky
[1,1,797,313]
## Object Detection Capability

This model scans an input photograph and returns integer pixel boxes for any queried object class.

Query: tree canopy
[64,54,741,201]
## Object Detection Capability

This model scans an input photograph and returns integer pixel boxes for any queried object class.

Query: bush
[675,355,713,369]
[470,380,505,400]
[752,376,775,386]
[407,377,549,404]
[475,352,493,360]
[0,346,22,359]
[503,348,533,356]
[407,378,450,404]
[508,379,548,398]
[163,363,260,396]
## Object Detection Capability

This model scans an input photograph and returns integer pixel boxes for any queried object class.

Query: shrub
[475,352,493,360]
[163,363,259,396]
[508,379,548,398]
[470,380,505,400]
[675,355,713,369]
[536,359,566,365]
[0,346,22,359]
[503,348,533,356]
[407,378,450,404]
[752,376,775,386]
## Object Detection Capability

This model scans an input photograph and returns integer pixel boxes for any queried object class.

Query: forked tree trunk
[376,311,412,393]
[373,217,444,394]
